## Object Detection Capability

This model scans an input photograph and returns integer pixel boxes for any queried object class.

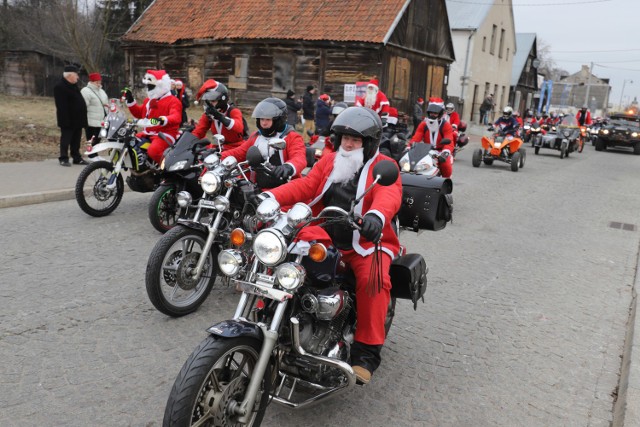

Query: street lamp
[620,79,633,110]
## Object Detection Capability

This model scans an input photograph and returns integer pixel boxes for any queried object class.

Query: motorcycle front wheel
[163,336,272,427]
[149,184,180,233]
[145,226,218,317]
[75,160,124,217]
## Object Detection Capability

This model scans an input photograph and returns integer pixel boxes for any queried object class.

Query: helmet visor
[252,100,284,119]
[201,90,222,102]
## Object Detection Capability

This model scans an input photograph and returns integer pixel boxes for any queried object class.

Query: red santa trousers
[438,155,453,178]
[146,135,170,164]
[340,249,392,345]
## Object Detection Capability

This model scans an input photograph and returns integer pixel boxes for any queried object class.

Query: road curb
[613,242,640,426]
[0,189,75,209]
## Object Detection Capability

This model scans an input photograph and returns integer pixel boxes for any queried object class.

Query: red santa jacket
[221,129,307,178]
[410,120,455,152]
[576,110,592,126]
[355,91,390,116]
[446,111,461,129]
[267,151,402,259]
[192,107,245,150]
[127,93,182,143]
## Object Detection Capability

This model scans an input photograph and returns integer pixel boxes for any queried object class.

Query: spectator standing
[80,72,109,146]
[302,85,316,140]
[479,93,494,125]
[175,79,190,124]
[284,89,302,128]
[54,65,88,166]
[315,93,332,135]
[412,97,424,135]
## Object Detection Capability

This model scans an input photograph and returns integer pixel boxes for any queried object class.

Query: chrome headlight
[253,229,287,266]
[275,262,305,290]
[176,191,192,208]
[218,249,245,277]
[221,156,238,170]
[213,195,230,212]
[204,153,220,170]
[168,160,188,171]
[414,160,431,172]
[200,171,221,194]
[256,198,281,222]
[99,127,108,138]
[287,203,312,229]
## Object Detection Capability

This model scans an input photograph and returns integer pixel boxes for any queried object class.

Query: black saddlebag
[390,253,427,309]
[398,173,453,232]
[126,171,158,193]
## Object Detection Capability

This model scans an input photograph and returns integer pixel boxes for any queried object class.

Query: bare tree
[537,38,569,81]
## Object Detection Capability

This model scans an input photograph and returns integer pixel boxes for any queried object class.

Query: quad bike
[472,127,526,172]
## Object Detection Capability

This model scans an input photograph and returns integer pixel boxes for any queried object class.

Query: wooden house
[121,0,455,116]
[0,50,65,96]
[509,33,539,115]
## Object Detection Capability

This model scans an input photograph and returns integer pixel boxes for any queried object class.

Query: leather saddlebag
[398,173,453,231]
[390,253,427,309]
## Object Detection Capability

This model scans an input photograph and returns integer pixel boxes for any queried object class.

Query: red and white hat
[428,97,445,108]
[195,79,219,102]
[367,79,379,89]
[142,69,171,99]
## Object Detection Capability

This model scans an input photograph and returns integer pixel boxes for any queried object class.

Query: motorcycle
[453,121,469,157]
[147,133,220,233]
[162,160,429,426]
[145,142,285,317]
[534,115,580,158]
[472,127,526,172]
[398,142,445,177]
[528,121,543,147]
[75,100,163,216]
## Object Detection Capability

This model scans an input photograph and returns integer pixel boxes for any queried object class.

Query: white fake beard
[364,88,377,108]
[330,146,364,184]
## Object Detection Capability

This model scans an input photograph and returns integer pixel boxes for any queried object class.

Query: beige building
[445,0,517,123]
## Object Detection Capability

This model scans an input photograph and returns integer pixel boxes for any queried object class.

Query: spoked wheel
[149,184,181,233]
[75,160,124,217]
[163,336,271,427]
[145,226,217,317]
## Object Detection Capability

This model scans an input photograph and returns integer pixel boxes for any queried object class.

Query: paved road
[1,140,639,426]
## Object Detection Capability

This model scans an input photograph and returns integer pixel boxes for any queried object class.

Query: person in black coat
[284,89,302,128]
[302,85,316,141]
[54,65,88,166]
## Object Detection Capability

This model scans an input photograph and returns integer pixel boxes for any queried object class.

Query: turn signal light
[230,228,246,246]
[309,243,327,262]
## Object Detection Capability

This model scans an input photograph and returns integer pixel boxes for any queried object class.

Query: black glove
[438,151,450,163]
[207,107,232,127]
[149,117,166,126]
[273,164,294,180]
[360,213,383,243]
[122,88,134,103]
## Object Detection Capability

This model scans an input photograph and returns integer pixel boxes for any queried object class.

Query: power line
[551,48,640,54]
[448,0,611,5]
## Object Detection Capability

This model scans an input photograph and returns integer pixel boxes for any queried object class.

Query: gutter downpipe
[460,28,476,118]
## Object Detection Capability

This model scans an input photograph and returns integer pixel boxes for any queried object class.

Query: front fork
[192,186,234,279]
[107,149,127,189]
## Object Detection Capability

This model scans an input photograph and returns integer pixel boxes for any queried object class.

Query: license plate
[199,199,216,208]
[232,279,291,302]
[255,273,275,287]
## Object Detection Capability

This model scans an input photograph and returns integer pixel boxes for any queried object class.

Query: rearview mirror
[246,146,264,168]
[268,138,287,150]
[213,134,225,146]
[372,160,399,187]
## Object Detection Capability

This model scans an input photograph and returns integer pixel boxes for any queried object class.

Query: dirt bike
[472,127,526,172]
[75,100,166,216]
[162,161,430,426]
[147,134,222,233]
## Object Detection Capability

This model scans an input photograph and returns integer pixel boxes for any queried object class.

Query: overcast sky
[513,0,639,109]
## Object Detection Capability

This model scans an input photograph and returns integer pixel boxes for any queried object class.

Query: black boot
[351,342,382,384]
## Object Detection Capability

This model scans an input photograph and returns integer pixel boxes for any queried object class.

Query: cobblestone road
[1,141,639,426]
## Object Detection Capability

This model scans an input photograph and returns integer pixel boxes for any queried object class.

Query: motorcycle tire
[75,160,124,217]
[164,336,271,427]
[149,184,180,233]
[472,149,482,167]
[385,297,397,336]
[560,143,567,159]
[145,226,218,317]
[518,148,526,168]
[535,146,540,155]
[510,152,520,172]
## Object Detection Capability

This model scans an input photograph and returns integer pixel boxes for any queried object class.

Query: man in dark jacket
[284,89,302,128]
[412,97,424,136]
[54,65,88,166]
[302,85,316,141]
[315,94,332,135]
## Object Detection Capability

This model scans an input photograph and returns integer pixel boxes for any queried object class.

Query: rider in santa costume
[410,97,455,178]
[264,106,402,385]
[122,69,182,164]
[192,79,246,150]
[355,79,390,117]
[221,97,307,190]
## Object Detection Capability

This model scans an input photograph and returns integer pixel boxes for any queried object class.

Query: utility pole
[583,62,593,109]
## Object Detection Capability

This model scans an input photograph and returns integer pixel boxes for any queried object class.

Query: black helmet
[331,102,348,116]
[426,103,444,121]
[252,97,288,137]
[331,106,382,161]
[201,82,229,111]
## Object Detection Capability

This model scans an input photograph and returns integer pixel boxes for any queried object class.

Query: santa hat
[142,70,171,99]
[386,107,398,125]
[417,97,424,103]
[319,94,330,102]
[367,79,379,89]
[175,79,183,88]
[88,73,101,82]
[195,79,219,102]
[428,97,445,108]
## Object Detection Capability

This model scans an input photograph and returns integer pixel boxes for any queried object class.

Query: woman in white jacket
[81,73,109,144]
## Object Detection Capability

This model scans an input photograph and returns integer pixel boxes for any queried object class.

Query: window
[272,54,295,93]
[499,29,505,58]
[490,25,497,55]
[482,36,486,52]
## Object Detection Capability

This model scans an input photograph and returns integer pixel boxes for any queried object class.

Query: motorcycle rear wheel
[163,336,271,427]
[145,226,217,317]
[75,160,124,217]
[149,184,180,233]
